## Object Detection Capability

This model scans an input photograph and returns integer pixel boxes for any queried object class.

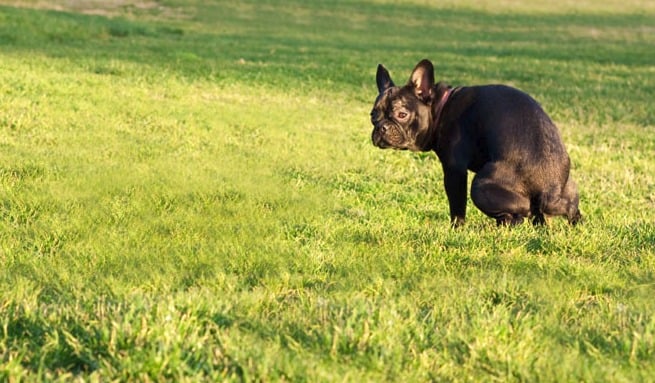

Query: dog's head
[370,59,437,151]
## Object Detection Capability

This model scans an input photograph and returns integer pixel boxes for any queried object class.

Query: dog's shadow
[524,220,654,256]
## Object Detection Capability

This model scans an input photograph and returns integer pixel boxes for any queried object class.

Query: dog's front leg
[443,167,468,227]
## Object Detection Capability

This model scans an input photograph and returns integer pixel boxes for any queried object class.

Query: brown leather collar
[433,87,454,129]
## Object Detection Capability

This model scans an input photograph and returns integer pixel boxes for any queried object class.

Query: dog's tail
[540,179,582,224]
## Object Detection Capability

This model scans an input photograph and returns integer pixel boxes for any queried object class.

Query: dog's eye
[397,112,408,119]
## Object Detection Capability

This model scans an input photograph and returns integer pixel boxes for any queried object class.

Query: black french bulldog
[370,59,582,227]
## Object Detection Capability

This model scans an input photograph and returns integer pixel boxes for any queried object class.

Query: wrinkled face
[370,86,432,151]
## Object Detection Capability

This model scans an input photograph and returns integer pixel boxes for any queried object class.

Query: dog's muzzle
[372,125,390,148]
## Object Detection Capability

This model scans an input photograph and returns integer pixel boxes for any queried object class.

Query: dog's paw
[450,216,466,228]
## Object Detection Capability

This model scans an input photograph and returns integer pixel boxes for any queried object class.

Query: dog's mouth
[372,123,409,150]
[372,131,390,148]
[372,125,396,149]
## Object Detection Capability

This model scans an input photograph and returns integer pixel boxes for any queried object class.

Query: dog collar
[433,87,454,129]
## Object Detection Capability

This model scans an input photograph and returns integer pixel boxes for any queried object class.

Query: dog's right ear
[410,59,435,102]
[376,64,395,93]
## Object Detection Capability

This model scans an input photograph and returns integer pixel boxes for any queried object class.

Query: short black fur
[370,59,582,227]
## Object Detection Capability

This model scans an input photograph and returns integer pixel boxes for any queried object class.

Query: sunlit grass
[0,0,654,381]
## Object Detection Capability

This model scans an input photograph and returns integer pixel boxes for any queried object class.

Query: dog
[370,59,582,227]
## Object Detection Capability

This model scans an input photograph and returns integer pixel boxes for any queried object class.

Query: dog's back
[441,84,581,224]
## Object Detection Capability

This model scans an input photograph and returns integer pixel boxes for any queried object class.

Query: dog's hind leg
[530,206,547,225]
[471,162,531,226]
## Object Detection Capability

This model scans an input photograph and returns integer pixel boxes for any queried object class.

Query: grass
[0,0,654,381]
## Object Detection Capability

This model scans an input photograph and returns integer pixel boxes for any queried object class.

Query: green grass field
[0,0,654,381]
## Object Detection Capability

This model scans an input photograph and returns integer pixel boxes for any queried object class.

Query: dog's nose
[372,130,382,146]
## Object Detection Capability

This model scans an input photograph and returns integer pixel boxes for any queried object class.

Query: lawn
[0,0,654,381]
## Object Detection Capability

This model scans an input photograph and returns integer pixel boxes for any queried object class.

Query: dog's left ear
[376,64,395,93]
[410,59,435,102]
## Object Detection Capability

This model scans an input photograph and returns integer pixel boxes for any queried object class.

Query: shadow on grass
[0,2,652,105]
